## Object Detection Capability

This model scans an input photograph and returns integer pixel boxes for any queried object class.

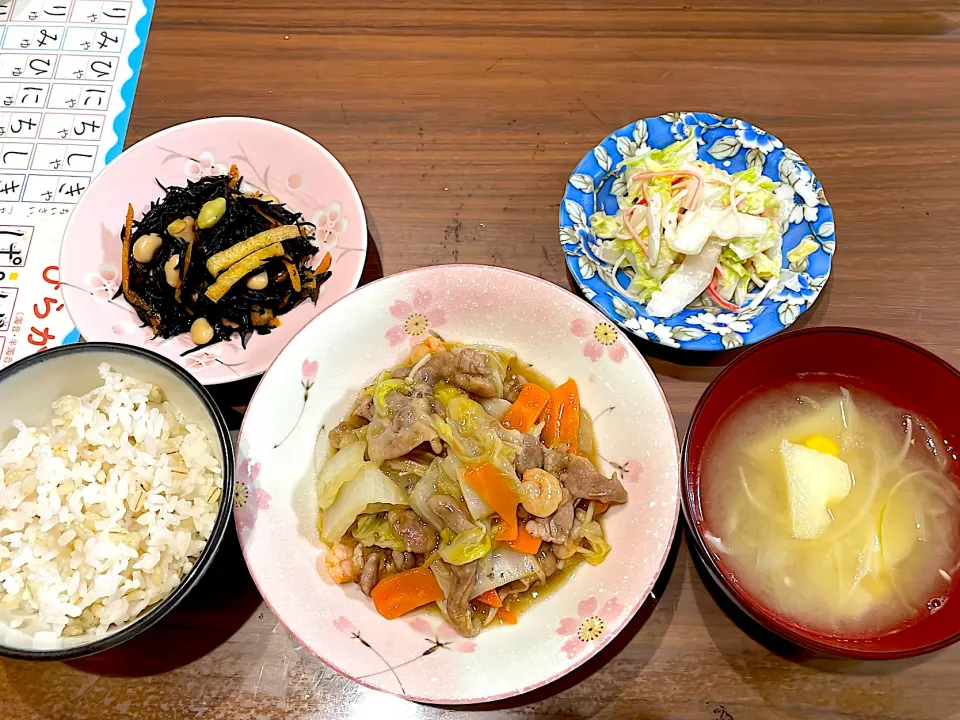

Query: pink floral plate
[236,264,680,704]
[59,116,367,384]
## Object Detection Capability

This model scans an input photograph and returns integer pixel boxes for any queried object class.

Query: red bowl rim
[681,325,960,659]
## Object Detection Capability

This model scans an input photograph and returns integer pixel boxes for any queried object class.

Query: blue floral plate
[560,112,835,351]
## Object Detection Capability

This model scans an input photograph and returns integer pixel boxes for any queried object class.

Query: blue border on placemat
[104,0,156,165]
[62,0,156,345]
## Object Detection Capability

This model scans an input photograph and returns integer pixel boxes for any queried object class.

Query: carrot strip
[501,383,550,433]
[282,258,301,292]
[505,522,542,555]
[121,203,133,294]
[175,239,193,304]
[541,379,581,453]
[474,589,503,608]
[317,252,332,274]
[464,463,519,542]
[120,204,160,332]
[253,203,280,228]
[498,608,518,625]
[370,567,444,620]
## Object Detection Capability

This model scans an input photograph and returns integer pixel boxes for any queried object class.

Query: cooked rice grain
[0,364,222,639]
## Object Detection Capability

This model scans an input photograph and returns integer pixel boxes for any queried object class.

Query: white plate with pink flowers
[59,116,367,384]
[236,264,680,704]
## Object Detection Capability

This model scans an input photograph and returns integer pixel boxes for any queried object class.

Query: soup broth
[701,381,960,637]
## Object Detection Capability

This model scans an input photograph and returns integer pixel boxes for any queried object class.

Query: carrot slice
[505,522,541,555]
[474,589,503,608]
[464,462,519,542]
[370,567,445,620]
[501,383,550,433]
[541,379,580,453]
[498,608,518,625]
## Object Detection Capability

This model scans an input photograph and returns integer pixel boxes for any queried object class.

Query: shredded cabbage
[590,213,622,238]
[384,455,432,481]
[623,134,699,169]
[748,251,780,278]
[726,226,778,262]
[433,381,464,406]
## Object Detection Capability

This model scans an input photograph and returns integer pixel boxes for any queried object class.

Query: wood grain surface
[4,1,960,718]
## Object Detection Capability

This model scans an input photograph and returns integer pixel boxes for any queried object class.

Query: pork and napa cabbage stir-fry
[318,339,629,637]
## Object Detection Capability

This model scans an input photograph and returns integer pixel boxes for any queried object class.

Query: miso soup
[701,381,960,637]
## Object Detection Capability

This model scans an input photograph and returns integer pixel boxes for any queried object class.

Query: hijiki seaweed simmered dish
[120,168,331,352]
[318,338,628,636]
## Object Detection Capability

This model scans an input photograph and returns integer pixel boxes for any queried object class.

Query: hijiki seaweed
[117,169,331,353]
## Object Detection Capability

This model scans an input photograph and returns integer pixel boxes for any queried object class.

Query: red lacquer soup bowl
[682,326,960,659]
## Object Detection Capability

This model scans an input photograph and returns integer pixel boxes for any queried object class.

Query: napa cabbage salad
[589,136,797,318]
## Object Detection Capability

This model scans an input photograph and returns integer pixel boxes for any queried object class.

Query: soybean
[245,271,269,290]
[190,317,214,345]
[132,233,162,263]
[197,197,226,229]
[164,254,181,288]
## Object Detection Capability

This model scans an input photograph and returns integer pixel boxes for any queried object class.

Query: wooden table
[4,1,960,717]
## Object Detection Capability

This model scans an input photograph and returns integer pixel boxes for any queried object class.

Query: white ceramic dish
[235,264,680,703]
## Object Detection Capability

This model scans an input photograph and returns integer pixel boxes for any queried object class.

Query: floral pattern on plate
[234,457,271,539]
[556,596,624,659]
[560,112,835,351]
[570,318,628,363]
[385,289,447,347]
